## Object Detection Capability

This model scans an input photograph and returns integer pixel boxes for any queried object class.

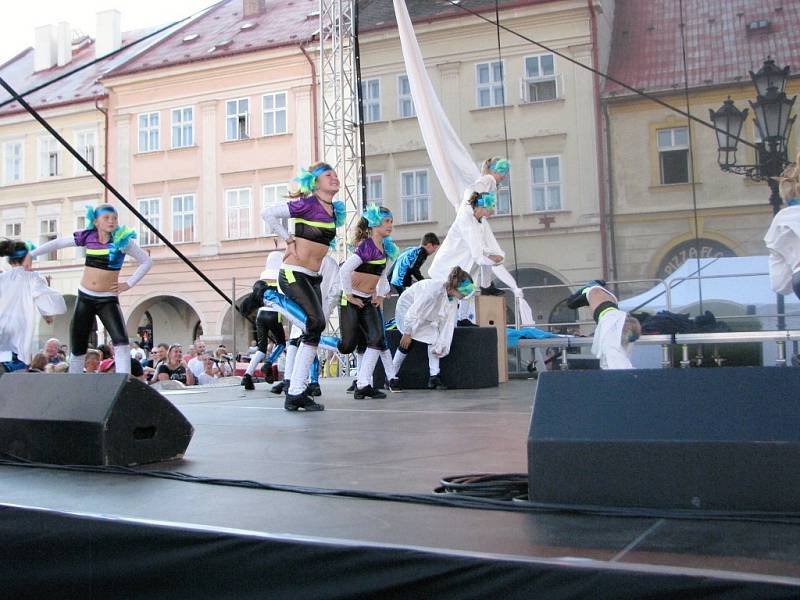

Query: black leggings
[278,269,325,345]
[71,290,129,355]
[338,298,386,353]
[256,310,286,353]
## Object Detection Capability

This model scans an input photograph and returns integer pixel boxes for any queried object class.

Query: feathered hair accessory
[332,200,346,227]
[489,158,510,175]
[293,164,333,195]
[85,204,117,227]
[111,226,137,251]
[475,191,497,209]
[456,279,477,299]
[382,236,399,260]
[362,203,392,228]
[11,241,36,258]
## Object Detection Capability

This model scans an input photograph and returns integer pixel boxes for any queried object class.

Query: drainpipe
[603,102,618,282]
[95,96,109,202]
[299,43,319,163]
[588,0,609,279]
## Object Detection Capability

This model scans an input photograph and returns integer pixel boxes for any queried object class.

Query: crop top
[261,196,337,248]
[74,228,128,270]
[353,238,388,277]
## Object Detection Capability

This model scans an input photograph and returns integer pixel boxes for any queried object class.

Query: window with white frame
[262,184,288,235]
[400,170,429,223]
[172,194,195,243]
[530,156,562,212]
[397,75,415,118]
[360,79,381,123]
[522,54,558,103]
[39,137,60,178]
[366,173,384,206]
[4,221,22,239]
[138,112,160,152]
[171,107,194,149]
[3,141,23,184]
[476,61,505,108]
[262,92,287,136]
[496,181,511,215]
[75,130,96,173]
[225,188,251,239]
[657,127,689,184]
[226,99,250,141]
[138,198,161,246]
[75,213,88,259]
[39,218,59,260]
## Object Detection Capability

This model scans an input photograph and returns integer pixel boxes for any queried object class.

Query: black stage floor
[1,378,799,598]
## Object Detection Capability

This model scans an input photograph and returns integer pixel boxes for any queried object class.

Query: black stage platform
[1,378,799,598]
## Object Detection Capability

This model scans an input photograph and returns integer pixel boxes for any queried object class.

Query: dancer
[389,232,440,294]
[765,154,800,300]
[566,280,641,369]
[0,239,66,372]
[240,251,286,391]
[262,162,345,411]
[338,204,400,399]
[29,204,152,374]
[392,266,475,390]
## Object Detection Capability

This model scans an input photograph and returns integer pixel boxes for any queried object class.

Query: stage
[0,377,799,598]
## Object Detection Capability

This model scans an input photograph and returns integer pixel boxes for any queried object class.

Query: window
[39,218,59,260]
[360,79,381,123]
[400,170,430,223]
[657,127,689,184]
[138,112,160,152]
[4,221,22,239]
[39,137,60,177]
[171,107,194,149]
[75,214,87,259]
[530,156,562,212]
[397,75,415,118]
[262,92,287,136]
[226,99,250,141]
[75,130,96,172]
[262,184,288,235]
[366,173,384,206]
[225,188,251,239]
[476,61,505,108]
[522,54,558,103]
[138,198,161,246]
[3,141,23,184]
[172,194,195,243]
[496,181,511,215]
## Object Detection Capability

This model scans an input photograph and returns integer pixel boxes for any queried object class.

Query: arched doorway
[218,294,258,356]
[127,296,202,349]
[507,267,577,332]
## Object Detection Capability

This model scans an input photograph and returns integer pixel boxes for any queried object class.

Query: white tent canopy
[619,256,800,314]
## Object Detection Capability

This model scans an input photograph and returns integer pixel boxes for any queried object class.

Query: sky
[0,0,216,65]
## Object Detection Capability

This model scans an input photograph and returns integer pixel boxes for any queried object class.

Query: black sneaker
[354,385,387,399]
[346,379,357,393]
[261,361,275,384]
[480,283,505,297]
[241,373,255,391]
[306,382,322,397]
[428,376,447,391]
[271,379,287,395]
[284,393,325,412]
[386,378,402,393]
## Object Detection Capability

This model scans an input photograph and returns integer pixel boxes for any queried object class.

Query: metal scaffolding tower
[319,0,362,254]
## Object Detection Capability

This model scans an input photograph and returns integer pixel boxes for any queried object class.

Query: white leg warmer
[69,354,86,374]
[114,344,131,375]
[380,349,396,380]
[392,350,407,375]
[284,344,298,381]
[288,343,317,395]
[246,351,266,376]
[427,346,441,376]
[357,348,380,389]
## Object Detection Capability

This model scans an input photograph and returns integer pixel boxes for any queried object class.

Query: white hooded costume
[395,279,459,357]
[0,267,67,364]
[586,287,634,370]
[764,204,800,296]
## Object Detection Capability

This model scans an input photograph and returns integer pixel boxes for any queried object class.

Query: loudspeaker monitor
[0,373,194,466]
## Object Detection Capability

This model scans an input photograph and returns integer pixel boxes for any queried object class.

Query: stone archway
[217,293,257,356]
[506,266,576,332]
[126,295,202,349]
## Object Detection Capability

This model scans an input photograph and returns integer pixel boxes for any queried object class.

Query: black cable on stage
[0,75,244,317]
[443,0,758,153]
[0,2,221,112]
[2,454,800,526]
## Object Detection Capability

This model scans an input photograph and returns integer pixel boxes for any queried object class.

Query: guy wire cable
[493,0,521,282]
[678,0,704,313]
[0,76,244,317]
[0,1,221,112]
[443,0,759,154]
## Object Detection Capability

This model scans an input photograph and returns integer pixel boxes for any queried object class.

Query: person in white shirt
[765,154,800,301]
[187,338,209,382]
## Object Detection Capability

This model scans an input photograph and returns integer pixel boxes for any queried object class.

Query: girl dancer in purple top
[262,162,345,411]
[28,204,152,375]
[338,204,400,399]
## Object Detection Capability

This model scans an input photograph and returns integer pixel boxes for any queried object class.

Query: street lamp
[710,57,796,329]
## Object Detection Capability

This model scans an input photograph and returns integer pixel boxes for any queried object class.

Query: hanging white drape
[392,0,535,325]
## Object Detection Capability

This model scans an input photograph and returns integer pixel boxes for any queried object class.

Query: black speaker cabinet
[0,373,194,466]
[528,367,800,511]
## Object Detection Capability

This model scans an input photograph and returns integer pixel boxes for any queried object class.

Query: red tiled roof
[105,0,320,78]
[603,0,800,98]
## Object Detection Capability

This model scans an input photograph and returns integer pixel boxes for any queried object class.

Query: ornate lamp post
[710,58,796,329]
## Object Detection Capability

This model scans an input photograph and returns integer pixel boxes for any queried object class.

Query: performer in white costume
[764,154,800,301]
[0,239,66,372]
[392,267,475,390]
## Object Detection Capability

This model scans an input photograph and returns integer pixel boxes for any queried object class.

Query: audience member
[130,341,146,363]
[187,338,207,381]
[156,344,195,385]
[27,352,48,372]
[43,338,61,364]
[84,349,102,373]
[196,353,220,385]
